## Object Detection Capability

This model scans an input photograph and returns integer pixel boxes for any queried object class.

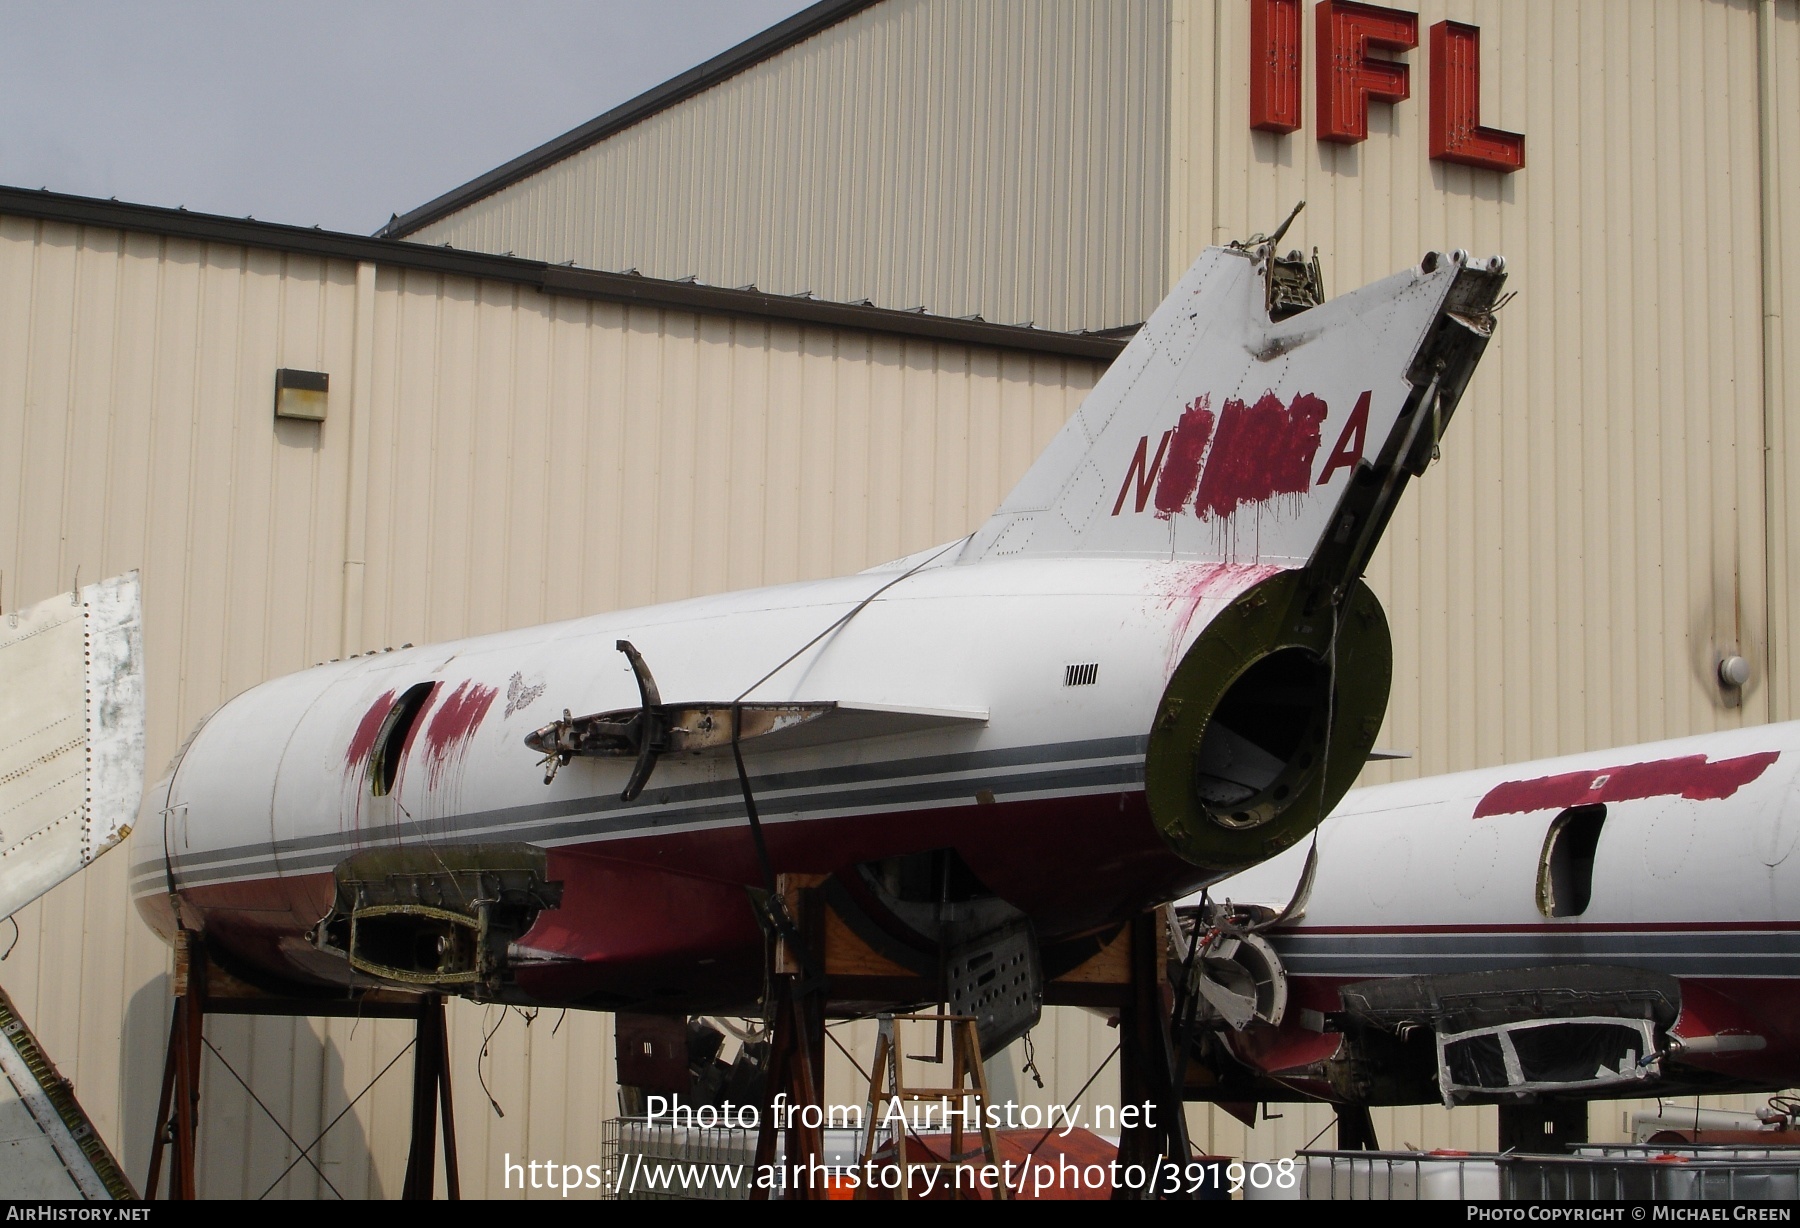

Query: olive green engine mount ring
[1145,571,1391,874]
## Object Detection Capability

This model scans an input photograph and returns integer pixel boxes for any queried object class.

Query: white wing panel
[0,572,144,919]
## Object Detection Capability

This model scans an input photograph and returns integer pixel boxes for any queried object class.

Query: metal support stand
[1112,910,1194,1200]
[144,932,461,1200]
[654,881,1194,1201]
[401,994,461,1199]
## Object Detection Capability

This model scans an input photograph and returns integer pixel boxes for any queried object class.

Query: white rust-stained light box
[273,368,329,422]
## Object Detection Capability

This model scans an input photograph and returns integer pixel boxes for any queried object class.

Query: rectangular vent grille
[1064,662,1099,687]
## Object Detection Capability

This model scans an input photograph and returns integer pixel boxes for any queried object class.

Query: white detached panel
[0,573,144,919]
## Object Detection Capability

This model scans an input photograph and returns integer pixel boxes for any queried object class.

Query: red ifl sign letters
[1251,0,1523,173]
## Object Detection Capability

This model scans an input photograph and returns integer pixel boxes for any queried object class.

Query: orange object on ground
[862,1127,1232,1200]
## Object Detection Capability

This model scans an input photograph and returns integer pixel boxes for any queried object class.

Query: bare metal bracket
[526,640,836,797]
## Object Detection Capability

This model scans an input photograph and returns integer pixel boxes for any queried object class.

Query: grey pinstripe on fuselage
[131,734,1148,895]
[1269,927,1800,979]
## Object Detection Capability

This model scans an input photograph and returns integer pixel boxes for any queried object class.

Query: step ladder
[858,1012,1009,1200]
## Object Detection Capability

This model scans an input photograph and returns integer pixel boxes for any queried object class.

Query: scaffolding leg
[145,934,456,1201]
[854,1028,893,1202]
[170,936,206,1199]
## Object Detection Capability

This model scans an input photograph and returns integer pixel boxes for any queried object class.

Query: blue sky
[1,1,813,234]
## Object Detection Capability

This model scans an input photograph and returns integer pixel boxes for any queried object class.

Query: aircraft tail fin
[959,246,1506,573]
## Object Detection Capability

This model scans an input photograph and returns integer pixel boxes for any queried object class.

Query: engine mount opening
[1145,570,1391,876]
[1193,646,1332,826]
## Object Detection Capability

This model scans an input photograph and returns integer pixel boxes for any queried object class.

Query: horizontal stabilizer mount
[527,701,986,774]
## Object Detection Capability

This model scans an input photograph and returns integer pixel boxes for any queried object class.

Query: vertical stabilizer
[961,247,1505,569]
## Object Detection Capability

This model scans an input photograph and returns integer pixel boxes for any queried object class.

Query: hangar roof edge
[0,185,1129,361]
[379,0,883,241]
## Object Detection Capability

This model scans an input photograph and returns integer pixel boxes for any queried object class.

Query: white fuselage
[1202,722,1800,1097]
[1218,722,1800,947]
[132,552,1277,999]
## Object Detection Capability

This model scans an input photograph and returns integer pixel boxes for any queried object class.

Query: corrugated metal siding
[1179,0,1771,766]
[1170,0,1788,1159]
[1764,0,1800,721]
[405,0,1170,334]
[0,217,370,1196]
[0,214,1101,1196]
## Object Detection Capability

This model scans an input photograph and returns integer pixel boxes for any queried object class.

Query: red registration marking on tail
[344,690,397,775]
[1192,391,1328,520]
[1152,395,1216,518]
[421,681,499,787]
[1146,391,1331,521]
[1473,751,1782,818]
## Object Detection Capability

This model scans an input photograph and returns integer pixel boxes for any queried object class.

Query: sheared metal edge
[0,982,134,1198]
[83,572,144,865]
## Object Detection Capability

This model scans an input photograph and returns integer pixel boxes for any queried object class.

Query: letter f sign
[1316,0,1419,143]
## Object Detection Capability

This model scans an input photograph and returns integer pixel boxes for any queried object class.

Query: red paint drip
[1192,392,1328,520]
[1473,751,1781,818]
[1161,561,1282,674]
[421,681,499,789]
[344,690,397,774]
[1152,395,1216,518]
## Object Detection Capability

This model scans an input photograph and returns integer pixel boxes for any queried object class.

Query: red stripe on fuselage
[1266,920,1800,936]
[1473,751,1781,817]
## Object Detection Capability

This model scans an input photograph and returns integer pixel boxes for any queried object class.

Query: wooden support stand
[737,878,1192,1201]
[144,933,205,1200]
[750,877,829,1201]
[145,932,461,1200]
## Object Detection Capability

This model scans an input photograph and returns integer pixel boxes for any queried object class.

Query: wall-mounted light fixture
[273,368,328,422]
